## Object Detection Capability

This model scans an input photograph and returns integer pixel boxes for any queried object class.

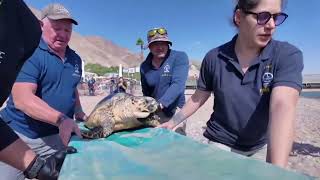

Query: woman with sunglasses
[140,27,189,135]
[159,0,303,168]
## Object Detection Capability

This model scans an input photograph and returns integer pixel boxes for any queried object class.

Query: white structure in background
[81,59,86,80]
[135,66,140,73]
[128,67,135,73]
[119,64,123,77]
[122,66,139,79]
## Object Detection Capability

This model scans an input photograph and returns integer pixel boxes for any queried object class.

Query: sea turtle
[81,93,161,139]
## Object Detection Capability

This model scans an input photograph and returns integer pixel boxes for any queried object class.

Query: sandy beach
[80,88,320,178]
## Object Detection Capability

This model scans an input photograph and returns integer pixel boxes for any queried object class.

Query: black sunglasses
[243,11,288,26]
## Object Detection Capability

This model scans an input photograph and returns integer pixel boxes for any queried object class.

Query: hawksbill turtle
[81,93,161,139]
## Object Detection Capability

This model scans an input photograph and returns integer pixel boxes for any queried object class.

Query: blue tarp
[59,127,312,180]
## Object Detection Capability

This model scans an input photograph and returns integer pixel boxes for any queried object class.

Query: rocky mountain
[69,34,142,67]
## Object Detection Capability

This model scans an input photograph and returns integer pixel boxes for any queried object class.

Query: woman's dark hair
[232,0,286,27]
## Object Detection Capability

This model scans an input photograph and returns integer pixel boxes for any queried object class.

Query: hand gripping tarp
[59,128,312,180]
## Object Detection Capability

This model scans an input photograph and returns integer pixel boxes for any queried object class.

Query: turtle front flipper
[138,113,161,127]
[82,120,115,139]
[82,126,106,139]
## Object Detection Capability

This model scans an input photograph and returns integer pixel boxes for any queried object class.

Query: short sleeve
[197,51,214,91]
[15,52,42,84]
[272,43,304,92]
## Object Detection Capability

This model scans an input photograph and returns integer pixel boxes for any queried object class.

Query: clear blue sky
[25,0,320,74]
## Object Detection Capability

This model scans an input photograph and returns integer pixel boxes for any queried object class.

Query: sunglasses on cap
[147,28,167,37]
[243,11,288,26]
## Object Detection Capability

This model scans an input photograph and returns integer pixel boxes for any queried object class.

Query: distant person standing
[116,77,127,93]
[140,27,189,135]
[159,0,303,168]
[129,80,135,94]
[87,77,96,96]
[109,78,115,94]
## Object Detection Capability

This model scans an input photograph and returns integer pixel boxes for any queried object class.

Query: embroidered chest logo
[164,64,170,73]
[72,64,81,77]
[0,51,5,64]
[260,64,273,94]
[162,64,171,77]
[74,64,80,74]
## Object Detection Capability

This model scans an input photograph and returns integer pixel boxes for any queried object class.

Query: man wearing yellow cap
[140,27,189,135]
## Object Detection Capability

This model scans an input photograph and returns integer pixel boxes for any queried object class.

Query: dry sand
[80,88,320,178]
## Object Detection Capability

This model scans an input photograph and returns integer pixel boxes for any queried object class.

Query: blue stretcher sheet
[59,128,312,180]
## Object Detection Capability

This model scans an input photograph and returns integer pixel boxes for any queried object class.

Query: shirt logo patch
[164,64,170,73]
[72,64,81,77]
[0,51,5,64]
[260,64,273,94]
[74,64,80,74]
[162,64,171,77]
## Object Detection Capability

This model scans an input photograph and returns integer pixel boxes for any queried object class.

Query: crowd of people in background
[80,76,138,96]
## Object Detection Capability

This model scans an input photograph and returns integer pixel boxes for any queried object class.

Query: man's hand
[24,146,77,180]
[58,117,82,146]
[157,120,176,130]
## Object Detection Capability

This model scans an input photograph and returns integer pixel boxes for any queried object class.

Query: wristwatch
[56,114,68,126]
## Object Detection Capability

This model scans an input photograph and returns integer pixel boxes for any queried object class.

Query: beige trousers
[207,140,268,162]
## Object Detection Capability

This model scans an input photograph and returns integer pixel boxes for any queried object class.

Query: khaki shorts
[207,140,267,162]
[0,132,64,180]
[156,108,186,136]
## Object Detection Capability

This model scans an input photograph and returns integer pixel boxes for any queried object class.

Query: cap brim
[147,39,172,48]
[47,15,78,25]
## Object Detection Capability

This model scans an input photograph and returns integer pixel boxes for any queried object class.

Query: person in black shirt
[159,0,303,168]
[116,77,127,93]
[87,77,96,96]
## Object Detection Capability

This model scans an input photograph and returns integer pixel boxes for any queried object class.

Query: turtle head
[130,96,158,118]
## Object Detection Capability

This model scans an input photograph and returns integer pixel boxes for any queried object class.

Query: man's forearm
[74,89,83,113]
[14,94,63,126]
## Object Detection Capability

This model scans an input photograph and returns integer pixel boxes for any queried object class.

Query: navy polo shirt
[199,35,303,151]
[140,49,189,117]
[0,38,82,138]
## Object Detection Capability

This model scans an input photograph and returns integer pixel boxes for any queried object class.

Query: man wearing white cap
[0,3,86,179]
[140,27,189,135]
